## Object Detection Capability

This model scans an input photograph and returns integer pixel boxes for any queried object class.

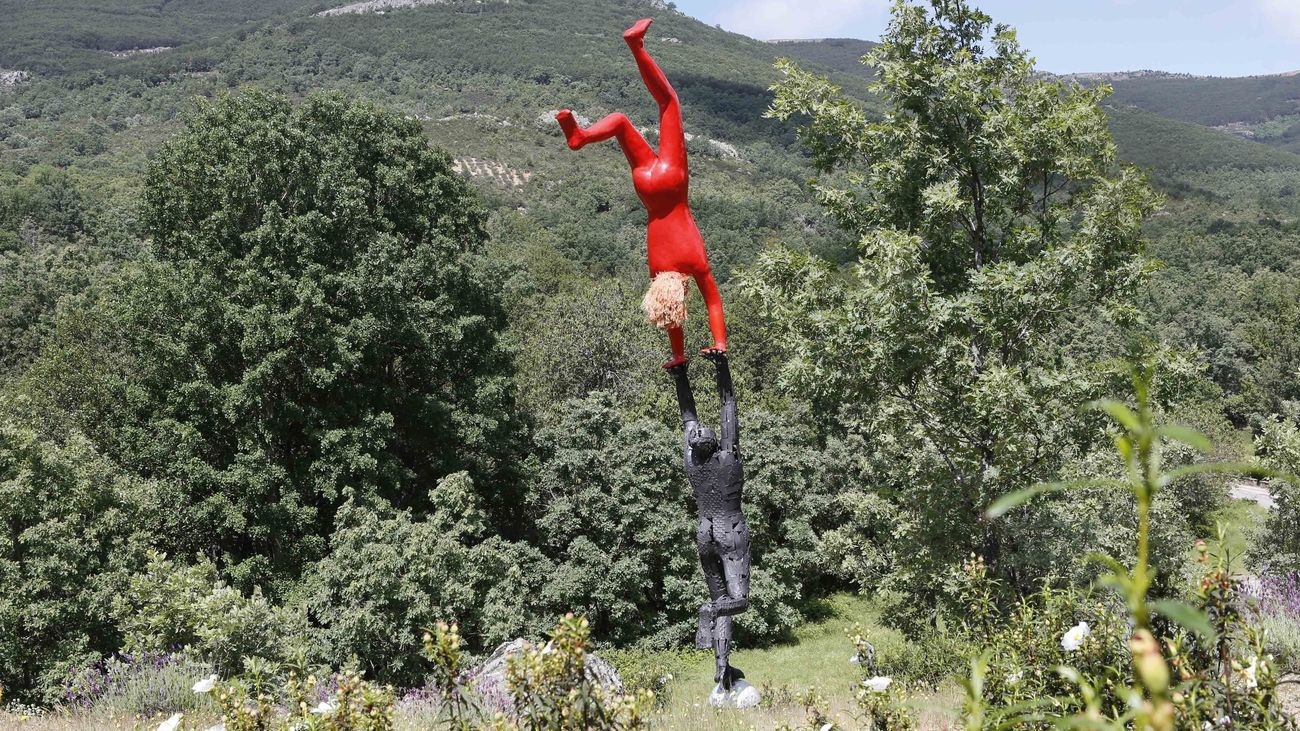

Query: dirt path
[1231,481,1275,509]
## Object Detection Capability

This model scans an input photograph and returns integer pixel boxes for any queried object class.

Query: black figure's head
[689,425,719,458]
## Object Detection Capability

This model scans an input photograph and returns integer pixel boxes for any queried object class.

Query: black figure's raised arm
[713,355,738,452]
[669,363,699,434]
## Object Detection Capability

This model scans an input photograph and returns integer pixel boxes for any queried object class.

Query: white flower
[1060,621,1091,652]
[158,714,183,731]
[1006,671,1022,686]
[192,673,218,694]
[312,700,338,714]
[862,676,892,692]
[1241,656,1259,689]
[204,724,226,731]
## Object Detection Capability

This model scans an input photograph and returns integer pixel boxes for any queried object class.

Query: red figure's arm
[625,19,686,168]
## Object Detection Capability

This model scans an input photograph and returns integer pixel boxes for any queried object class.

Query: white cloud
[711,0,889,41]
[1260,0,1300,42]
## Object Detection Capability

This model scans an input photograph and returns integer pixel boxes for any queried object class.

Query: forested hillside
[2,0,1300,725]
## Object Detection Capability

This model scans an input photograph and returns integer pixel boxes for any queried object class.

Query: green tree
[17,89,520,592]
[750,0,1162,598]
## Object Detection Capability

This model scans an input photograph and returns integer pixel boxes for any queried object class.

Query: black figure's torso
[686,446,744,518]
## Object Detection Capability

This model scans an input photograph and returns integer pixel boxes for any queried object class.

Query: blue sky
[670,0,1300,77]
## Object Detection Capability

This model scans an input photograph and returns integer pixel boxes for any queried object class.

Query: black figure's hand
[701,348,728,365]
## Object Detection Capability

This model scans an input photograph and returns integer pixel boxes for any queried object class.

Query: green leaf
[984,483,1065,519]
[984,479,1126,519]
[1156,424,1212,453]
[1089,399,1139,432]
[1151,600,1219,645]
[1160,461,1269,485]
[1085,552,1130,576]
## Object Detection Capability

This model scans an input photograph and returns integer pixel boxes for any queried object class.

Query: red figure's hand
[624,18,653,44]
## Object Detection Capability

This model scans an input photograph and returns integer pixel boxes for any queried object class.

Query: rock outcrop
[470,638,624,714]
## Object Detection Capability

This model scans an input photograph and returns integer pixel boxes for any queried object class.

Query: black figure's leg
[713,514,751,689]
[715,515,751,616]
[696,517,727,650]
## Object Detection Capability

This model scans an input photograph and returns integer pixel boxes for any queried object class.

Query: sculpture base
[707,679,761,709]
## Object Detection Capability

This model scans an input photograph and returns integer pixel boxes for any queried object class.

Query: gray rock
[708,679,761,709]
[470,638,625,713]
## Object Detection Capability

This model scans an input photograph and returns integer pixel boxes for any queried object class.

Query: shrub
[61,652,216,718]
[0,422,142,704]
[193,615,651,731]
[113,551,303,676]
[305,476,552,688]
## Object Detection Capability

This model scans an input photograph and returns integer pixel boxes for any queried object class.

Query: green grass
[652,593,961,730]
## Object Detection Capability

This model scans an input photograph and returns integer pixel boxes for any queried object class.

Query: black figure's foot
[662,353,689,370]
[695,603,715,649]
[700,346,728,363]
[623,18,653,45]
[555,110,585,150]
[716,663,744,690]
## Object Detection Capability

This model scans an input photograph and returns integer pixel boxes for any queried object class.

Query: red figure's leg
[624,19,686,168]
[664,325,688,369]
[695,271,728,353]
[556,110,656,170]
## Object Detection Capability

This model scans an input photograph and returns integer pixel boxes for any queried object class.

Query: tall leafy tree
[19,90,519,592]
[749,0,1162,596]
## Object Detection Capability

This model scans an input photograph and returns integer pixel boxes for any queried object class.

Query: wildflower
[192,674,218,694]
[312,700,338,714]
[862,676,892,692]
[1240,656,1259,689]
[1061,622,1090,652]
[1006,671,1022,685]
[158,713,183,731]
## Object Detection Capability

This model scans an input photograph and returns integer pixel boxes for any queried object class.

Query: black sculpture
[669,351,750,690]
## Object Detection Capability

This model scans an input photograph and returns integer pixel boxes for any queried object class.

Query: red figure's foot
[700,343,727,358]
[555,110,585,150]
[662,353,689,370]
[624,18,653,45]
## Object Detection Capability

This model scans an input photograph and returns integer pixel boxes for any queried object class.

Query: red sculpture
[557,18,727,369]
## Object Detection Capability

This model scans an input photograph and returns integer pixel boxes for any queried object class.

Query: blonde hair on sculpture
[642,271,690,331]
